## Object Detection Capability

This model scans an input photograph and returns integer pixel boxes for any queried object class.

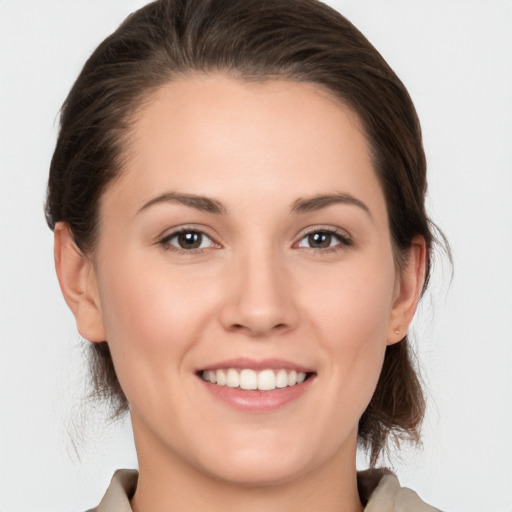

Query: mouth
[199,368,315,391]
[196,359,316,411]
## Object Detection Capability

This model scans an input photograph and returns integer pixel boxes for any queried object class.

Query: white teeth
[258,369,275,390]
[239,369,258,390]
[201,368,310,391]
[275,369,288,388]
[216,369,226,386]
[226,369,239,388]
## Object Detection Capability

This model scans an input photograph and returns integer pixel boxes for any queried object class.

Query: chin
[188,430,328,488]
[201,453,310,488]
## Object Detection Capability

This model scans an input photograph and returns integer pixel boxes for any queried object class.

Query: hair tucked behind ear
[46,0,447,464]
[87,342,129,418]
[359,341,425,466]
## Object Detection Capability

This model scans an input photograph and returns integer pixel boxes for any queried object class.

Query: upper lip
[198,357,315,373]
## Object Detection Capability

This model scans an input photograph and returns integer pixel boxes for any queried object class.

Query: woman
[46,0,442,510]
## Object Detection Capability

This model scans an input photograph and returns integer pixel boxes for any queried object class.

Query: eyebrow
[138,192,226,215]
[291,193,373,219]
[137,191,371,219]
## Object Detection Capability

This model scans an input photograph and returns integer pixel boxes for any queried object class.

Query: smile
[201,368,309,391]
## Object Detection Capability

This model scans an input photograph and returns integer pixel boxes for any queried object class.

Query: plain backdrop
[1,1,511,511]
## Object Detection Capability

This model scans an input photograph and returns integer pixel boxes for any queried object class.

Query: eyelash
[295,227,352,253]
[158,227,219,254]
[157,226,352,254]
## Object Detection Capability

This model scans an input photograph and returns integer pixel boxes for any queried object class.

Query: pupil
[309,232,331,248]
[178,232,202,249]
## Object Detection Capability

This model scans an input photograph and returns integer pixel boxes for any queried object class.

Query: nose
[219,248,299,337]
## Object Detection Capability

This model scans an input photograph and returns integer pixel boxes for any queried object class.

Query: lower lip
[199,376,315,412]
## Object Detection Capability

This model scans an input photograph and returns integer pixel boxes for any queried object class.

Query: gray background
[1,1,511,511]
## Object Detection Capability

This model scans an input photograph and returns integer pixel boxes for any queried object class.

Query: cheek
[98,248,218,334]
[95,256,219,404]
[303,256,396,346]
[300,256,396,416]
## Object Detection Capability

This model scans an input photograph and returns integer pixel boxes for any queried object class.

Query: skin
[55,75,426,512]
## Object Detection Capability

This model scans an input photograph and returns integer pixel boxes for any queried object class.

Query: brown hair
[46,0,438,465]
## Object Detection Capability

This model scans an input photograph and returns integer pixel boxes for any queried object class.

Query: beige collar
[358,468,440,511]
[90,468,439,512]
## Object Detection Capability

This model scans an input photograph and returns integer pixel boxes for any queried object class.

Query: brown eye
[308,232,333,248]
[162,230,214,250]
[297,229,351,250]
[177,231,203,249]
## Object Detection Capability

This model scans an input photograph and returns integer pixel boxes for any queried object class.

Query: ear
[54,222,106,342]
[387,235,427,345]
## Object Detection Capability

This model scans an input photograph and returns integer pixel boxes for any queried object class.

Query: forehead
[104,74,386,223]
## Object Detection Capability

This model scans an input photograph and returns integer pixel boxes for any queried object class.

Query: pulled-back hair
[46,0,437,465]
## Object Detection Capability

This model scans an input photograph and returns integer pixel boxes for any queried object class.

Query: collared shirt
[88,468,441,512]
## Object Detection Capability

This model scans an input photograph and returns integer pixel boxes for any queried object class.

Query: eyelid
[157,224,222,253]
[155,224,352,253]
[294,225,353,250]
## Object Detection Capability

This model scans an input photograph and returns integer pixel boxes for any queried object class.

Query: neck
[130,420,363,512]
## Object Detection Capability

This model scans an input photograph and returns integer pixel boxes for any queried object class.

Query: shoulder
[86,469,138,512]
[358,468,442,512]
[88,468,442,512]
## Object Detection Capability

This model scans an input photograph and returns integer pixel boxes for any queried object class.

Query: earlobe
[54,222,106,343]
[387,235,427,345]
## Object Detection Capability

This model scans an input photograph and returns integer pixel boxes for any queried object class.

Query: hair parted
[46,0,438,465]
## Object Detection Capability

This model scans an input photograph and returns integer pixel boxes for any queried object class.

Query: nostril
[226,321,290,336]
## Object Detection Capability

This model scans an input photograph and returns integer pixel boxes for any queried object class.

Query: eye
[296,229,351,250]
[160,229,216,251]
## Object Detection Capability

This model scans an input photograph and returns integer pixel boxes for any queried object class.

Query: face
[82,75,412,485]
